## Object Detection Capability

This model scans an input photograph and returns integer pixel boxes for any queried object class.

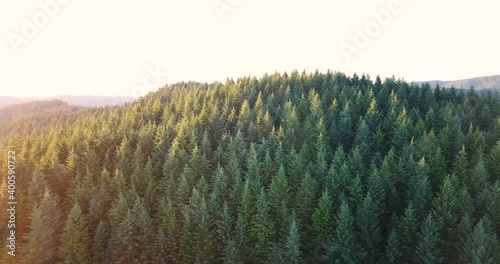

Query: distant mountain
[417,75,500,90]
[0,99,71,122]
[0,95,135,108]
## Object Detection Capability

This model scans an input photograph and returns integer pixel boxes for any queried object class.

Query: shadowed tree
[327,199,366,264]
[23,189,62,264]
[415,214,443,264]
[58,203,91,264]
[460,218,500,264]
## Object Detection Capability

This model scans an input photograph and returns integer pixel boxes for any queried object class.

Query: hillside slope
[0,71,499,263]
[0,100,69,122]
[0,95,135,108]
[418,74,500,90]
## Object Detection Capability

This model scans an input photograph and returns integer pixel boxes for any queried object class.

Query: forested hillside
[0,100,69,122]
[1,70,500,263]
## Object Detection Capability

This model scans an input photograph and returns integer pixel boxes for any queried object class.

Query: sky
[1,0,499,98]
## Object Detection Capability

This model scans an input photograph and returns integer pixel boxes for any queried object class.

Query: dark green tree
[327,199,366,263]
[58,203,90,264]
[415,214,443,264]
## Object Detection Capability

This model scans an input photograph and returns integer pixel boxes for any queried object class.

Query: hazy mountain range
[1,74,498,109]
[416,74,500,90]
[0,95,135,108]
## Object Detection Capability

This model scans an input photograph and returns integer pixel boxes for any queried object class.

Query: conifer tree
[384,228,402,264]
[284,217,302,264]
[399,203,418,264]
[327,199,366,263]
[415,214,443,264]
[460,218,500,264]
[356,193,382,263]
[23,190,62,264]
[312,189,334,253]
[91,220,109,264]
[251,188,275,263]
[59,203,91,264]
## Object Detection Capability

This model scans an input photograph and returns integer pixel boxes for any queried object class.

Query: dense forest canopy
[1,70,500,263]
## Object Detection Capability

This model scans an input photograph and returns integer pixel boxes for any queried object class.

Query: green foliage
[327,200,366,263]
[3,70,500,263]
[415,214,443,264]
[58,203,90,264]
[460,218,500,264]
[23,190,63,264]
[251,188,275,262]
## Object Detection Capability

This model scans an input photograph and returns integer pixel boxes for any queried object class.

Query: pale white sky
[1,0,499,98]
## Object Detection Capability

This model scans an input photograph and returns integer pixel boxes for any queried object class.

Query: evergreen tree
[460,218,500,264]
[113,210,137,263]
[415,214,443,264]
[91,220,109,264]
[132,197,156,264]
[312,189,334,254]
[284,217,302,264]
[327,199,366,263]
[268,164,291,240]
[399,203,418,264]
[295,171,316,256]
[58,203,90,264]
[356,193,382,263]
[251,188,275,263]
[23,190,62,264]
[384,228,402,264]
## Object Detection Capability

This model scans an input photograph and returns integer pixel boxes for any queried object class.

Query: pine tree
[486,181,500,234]
[327,199,366,263]
[487,141,500,180]
[268,164,291,240]
[294,171,316,256]
[223,239,241,264]
[384,228,402,264]
[217,202,234,262]
[399,203,418,264]
[251,188,275,263]
[58,203,91,264]
[236,178,254,261]
[460,218,500,264]
[113,210,136,263]
[157,197,180,263]
[189,188,214,264]
[179,209,194,264]
[356,193,382,263]
[91,220,109,264]
[284,217,302,264]
[415,214,443,264]
[312,189,334,254]
[132,197,156,264]
[23,190,62,264]
[432,175,460,262]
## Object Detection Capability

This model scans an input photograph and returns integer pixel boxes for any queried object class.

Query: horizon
[1,0,500,98]
[2,71,500,99]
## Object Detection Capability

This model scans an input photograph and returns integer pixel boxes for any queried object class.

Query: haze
[1,0,499,98]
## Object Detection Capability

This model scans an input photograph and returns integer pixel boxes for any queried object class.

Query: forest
[0,70,499,263]
[0,100,70,123]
